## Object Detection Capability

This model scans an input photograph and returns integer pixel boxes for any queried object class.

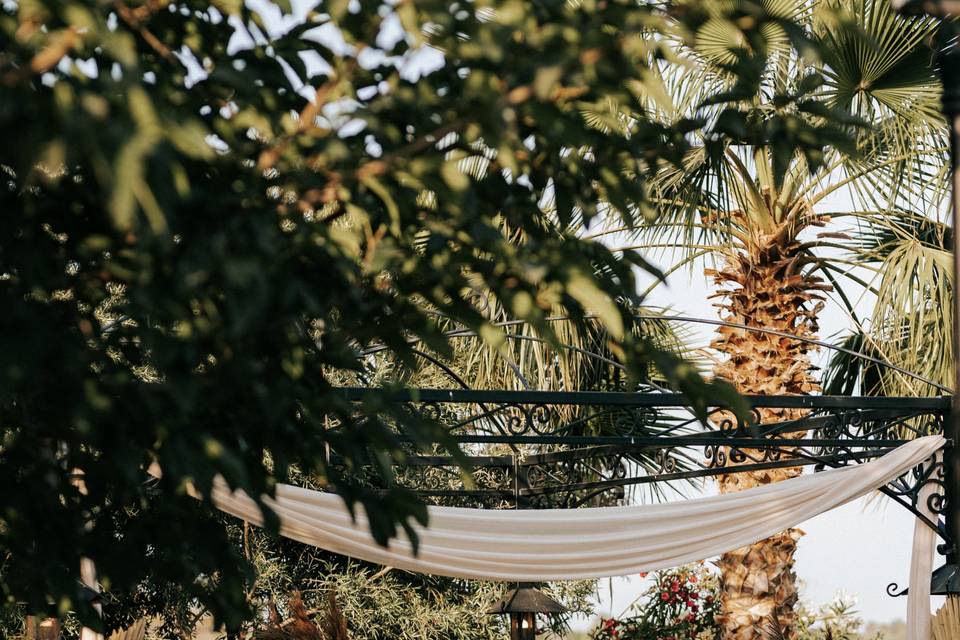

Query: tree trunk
[25,616,38,639]
[25,616,61,640]
[708,242,827,640]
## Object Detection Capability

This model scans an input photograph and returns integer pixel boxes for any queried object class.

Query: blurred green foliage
[0,0,856,632]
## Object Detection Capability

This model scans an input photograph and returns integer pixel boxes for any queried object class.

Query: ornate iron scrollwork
[883,454,946,528]
[331,387,950,546]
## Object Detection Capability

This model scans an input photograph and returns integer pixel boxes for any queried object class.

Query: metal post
[933,18,960,594]
[892,0,960,591]
[950,109,960,559]
[513,454,530,509]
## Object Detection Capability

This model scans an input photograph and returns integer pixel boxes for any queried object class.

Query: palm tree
[585,1,948,638]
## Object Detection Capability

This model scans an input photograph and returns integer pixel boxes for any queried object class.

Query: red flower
[660,592,670,601]
[670,581,680,593]
[686,613,696,622]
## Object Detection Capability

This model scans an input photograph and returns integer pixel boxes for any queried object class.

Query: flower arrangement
[592,565,720,640]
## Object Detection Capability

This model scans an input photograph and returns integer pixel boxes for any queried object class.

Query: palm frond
[817,0,946,207]
[836,212,954,395]
[821,330,886,396]
[933,596,960,640]
[818,0,941,124]
[754,614,789,640]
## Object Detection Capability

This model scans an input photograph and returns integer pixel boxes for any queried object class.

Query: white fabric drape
[907,452,941,640]
[206,436,942,580]
[174,435,943,640]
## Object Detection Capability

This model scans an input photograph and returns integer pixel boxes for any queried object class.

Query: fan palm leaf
[825,211,953,396]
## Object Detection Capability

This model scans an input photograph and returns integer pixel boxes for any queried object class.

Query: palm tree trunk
[708,243,827,640]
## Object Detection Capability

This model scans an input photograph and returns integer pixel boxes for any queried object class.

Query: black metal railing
[330,388,948,529]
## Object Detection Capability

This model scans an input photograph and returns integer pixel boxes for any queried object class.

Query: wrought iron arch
[332,315,950,590]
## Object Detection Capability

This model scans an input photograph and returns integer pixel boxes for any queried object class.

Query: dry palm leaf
[933,595,960,640]
[106,618,147,640]
[255,591,322,640]
[320,591,349,640]
[753,614,788,640]
[285,591,322,640]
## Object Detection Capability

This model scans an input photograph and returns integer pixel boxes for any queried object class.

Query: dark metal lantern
[932,562,960,596]
[487,584,567,640]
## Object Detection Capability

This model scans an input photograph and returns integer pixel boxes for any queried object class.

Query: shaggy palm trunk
[708,237,826,640]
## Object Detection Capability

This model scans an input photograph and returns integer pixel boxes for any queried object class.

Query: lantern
[486,584,567,640]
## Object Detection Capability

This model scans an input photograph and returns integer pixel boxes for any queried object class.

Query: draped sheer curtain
[160,435,945,640]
